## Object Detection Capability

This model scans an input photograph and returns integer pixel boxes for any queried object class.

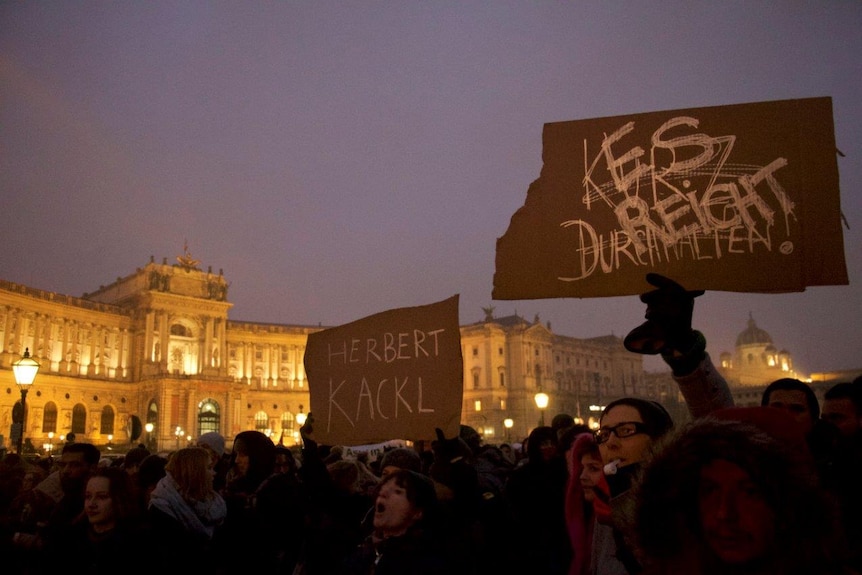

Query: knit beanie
[197,432,226,457]
[380,447,422,473]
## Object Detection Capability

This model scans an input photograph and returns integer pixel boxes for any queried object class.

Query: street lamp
[13,348,40,455]
[296,405,307,427]
[145,422,154,450]
[534,390,549,427]
[503,418,513,441]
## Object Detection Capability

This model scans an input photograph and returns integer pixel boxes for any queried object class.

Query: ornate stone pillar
[158,312,169,371]
[145,311,155,362]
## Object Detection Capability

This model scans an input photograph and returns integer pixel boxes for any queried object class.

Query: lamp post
[296,405,307,427]
[145,422,154,451]
[503,418,514,441]
[174,426,183,450]
[534,390,549,427]
[13,348,40,455]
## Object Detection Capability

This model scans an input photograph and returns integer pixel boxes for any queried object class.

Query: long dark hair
[634,416,846,574]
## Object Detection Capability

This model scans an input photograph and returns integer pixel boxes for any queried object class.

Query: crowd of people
[0,274,860,574]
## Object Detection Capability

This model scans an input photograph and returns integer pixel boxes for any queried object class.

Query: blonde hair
[166,447,214,502]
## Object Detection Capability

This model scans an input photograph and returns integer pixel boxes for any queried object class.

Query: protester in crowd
[136,453,167,508]
[120,446,150,517]
[760,377,855,538]
[379,447,423,478]
[354,452,381,498]
[820,382,862,570]
[822,381,862,437]
[761,377,820,434]
[565,432,605,575]
[552,413,577,442]
[341,469,452,575]
[633,408,851,575]
[7,442,101,573]
[0,454,29,517]
[0,455,48,565]
[148,447,227,572]
[274,444,298,476]
[254,444,309,573]
[196,431,230,491]
[216,430,282,572]
[760,377,844,475]
[592,398,676,574]
[590,274,735,575]
[503,425,571,575]
[44,466,146,574]
[499,443,516,466]
[122,446,150,476]
[293,417,371,575]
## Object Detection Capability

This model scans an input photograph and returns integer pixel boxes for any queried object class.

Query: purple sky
[2,3,860,374]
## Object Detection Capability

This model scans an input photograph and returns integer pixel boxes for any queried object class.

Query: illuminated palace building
[0,253,666,453]
[4,253,856,455]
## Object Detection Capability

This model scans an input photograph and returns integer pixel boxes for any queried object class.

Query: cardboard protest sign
[303,295,463,446]
[494,97,848,299]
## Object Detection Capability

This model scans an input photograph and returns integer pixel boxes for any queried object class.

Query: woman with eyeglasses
[591,398,674,575]
[590,274,736,575]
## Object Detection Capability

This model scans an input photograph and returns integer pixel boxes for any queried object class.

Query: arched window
[170,324,191,337]
[147,401,158,428]
[72,404,87,435]
[198,399,220,436]
[42,402,58,433]
[281,412,295,434]
[100,406,115,435]
[254,411,268,432]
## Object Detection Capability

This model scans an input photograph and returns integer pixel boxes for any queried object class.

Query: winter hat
[380,447,422,474]
[602,397,674,439]
[197,432,226,457]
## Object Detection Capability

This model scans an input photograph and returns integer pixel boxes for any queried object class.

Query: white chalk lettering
[562,116,795,282]
[327,329,446,365]
[325,375,436,431]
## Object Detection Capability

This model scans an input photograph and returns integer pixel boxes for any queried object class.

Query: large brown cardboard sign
[303,295,463,446]
[494,98,847,299]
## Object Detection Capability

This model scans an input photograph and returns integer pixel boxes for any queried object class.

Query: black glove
[624,273,704,355]
[300,413,316,450]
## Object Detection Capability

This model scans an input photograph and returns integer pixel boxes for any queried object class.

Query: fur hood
[630,413,847,575]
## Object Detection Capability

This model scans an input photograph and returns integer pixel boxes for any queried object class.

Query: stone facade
[1,255,644,452]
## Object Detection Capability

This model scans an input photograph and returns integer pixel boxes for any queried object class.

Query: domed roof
[736,314,773,347]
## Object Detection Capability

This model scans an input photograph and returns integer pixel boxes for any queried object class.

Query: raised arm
[624,273,734,418]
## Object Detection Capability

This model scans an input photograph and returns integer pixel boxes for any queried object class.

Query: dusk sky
[2,3,860,375]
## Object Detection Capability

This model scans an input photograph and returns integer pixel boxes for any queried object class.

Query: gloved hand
[624,273,704,355]
[300,412,316,450]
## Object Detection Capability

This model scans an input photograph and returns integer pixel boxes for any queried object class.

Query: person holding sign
[590,273,735,575]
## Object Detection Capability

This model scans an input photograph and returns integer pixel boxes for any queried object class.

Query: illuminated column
[59,320,71,371]
[158,312,169,369]
[14,309,28,352]
[204,317,214,367]
[145,311,155,362]
[68,321,80,374]
[31,314,43,358]
[88,323,98,375]
[269,343,277,386]
[217,319,227,368]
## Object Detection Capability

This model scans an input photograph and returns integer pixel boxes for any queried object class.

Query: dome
[735,314,773,347]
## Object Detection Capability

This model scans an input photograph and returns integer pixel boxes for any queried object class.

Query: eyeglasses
[595,421,648,444]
